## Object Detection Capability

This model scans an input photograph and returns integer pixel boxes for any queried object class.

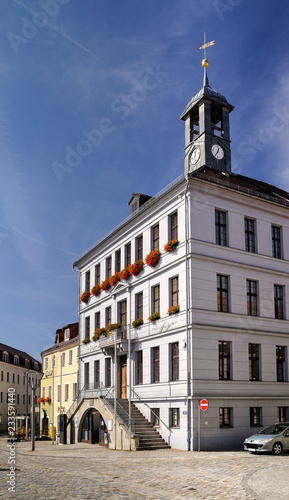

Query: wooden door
[120,357,127,398]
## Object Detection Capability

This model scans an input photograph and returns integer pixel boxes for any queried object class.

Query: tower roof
[180,66,234,120]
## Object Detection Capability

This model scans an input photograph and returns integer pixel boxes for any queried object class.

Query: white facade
[72,69,289,451]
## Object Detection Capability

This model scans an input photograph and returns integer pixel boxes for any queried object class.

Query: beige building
[0,343,42,433]
[40,323,79,440]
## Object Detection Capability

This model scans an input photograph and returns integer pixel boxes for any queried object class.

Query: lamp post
[25,372,40,451]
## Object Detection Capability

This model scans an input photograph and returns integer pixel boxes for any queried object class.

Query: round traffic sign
[200,399,208,411]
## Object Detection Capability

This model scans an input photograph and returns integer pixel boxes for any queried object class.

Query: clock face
[211,144,224,160]
[190,146,201,165]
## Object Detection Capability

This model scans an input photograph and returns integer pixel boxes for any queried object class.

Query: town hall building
[68,56,289,451]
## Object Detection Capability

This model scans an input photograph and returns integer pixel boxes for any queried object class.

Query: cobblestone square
[0,437,289,499]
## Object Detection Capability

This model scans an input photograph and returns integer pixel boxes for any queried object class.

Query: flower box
[80,291,90,303]
[109,273,120,287]
[100,279,111,291]
[37,397,45,404]
[106,323,121,334]
[45,397,51,404]
[148,312,160,323]
[91,284,101,297]
[119,267,131,280]
[168,304,180,315]
[129,260,144,276]
[82,337,90,344]
[132,318,143,328]
[145,249,161,268]
[164,239,179,252]
[92,328,106,341]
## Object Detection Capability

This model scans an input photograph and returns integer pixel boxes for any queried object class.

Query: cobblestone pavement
[0,438,289,500]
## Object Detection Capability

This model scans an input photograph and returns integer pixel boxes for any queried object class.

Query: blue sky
[0,0,289,361]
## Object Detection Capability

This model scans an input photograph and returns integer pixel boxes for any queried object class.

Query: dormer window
[25,358,30,368]
[14,355,19,365]
[34,362,39,370]
[3,351,9,362]
[64,328,70,341]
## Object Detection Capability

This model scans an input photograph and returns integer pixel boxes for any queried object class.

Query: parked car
[243,422,289,455]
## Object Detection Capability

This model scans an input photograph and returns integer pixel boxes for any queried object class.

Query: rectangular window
[277,406,288,422]
[151,408,160,427]
[272,225,282,259]
[171,342,179,381]
[115,250,121,273]
[125,243,131,267]
[84,362,89,389]
[274,285,284,319]
[106,256,112,279]
[95,311,100,330]
[94,360,100,388]
[28,395,31,405]
[152,346,160,383]
[219,341,231,380]
[0,371,3,382]
[69,350,73,365]
[136,292,143,320]
[215,210,227,246]
[105,307,111,327]
[0,392,3,403]
[7,372,9,382]
[152,285,160,314]
[105,358,111,387]
[17,374,20,384]
[52,355,56,369]
[23,394,25,404]
[42,386,46,399]
[17,394,19,404]
[119,300,127,336]
[57,385,61,402]
[48,386,52,398]
[95,264,101,286]
[73,383,78,401]
[64,384,69,402]
[12,373,15,383]
[136,351,143,385]
[136,235,143,261]
[219,407,233,428]
[276,346,286,382]
[61,352,65,367]
[44,357,48,371]
[244,218,256,253]
[170,212,178,240]
[170,408,180,428]
[247,280,257,316]
[85,316,90,340]
[170,276,179,307]
[85,270,90,291]
[250,407,262,426]
[249,344,260,381]
[152,224,159,251]
[217,275,229,312]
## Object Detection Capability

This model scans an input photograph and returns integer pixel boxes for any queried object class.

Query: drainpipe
[128,284,132,451]
[184,175,191,451]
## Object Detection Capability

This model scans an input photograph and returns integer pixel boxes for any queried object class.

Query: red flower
[91,285,101,296]
[80,291,90,303]
[106,323,121,333]
[119,267,131,280]
[145,250,161,268]
[164,239,179,252]
[168,304,180,315]
[109,273,120,287]
[129,260,144,276]
[100,279,111,291]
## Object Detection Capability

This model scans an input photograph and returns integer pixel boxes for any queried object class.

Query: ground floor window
[170,408,180,428]
[277,406,288,422]
[250,407,262,426]
[151,408,160,427]
[219,407,233,428]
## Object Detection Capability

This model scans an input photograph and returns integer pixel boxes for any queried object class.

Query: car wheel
[273,442,283,455]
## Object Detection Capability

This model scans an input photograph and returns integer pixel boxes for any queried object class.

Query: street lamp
[24,372,40,451]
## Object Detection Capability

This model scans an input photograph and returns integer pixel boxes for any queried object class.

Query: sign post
[197,399,208,452]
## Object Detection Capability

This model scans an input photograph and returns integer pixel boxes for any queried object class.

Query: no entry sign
[200,399,208,411]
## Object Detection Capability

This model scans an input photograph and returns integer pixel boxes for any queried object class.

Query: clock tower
[180,44,234,175]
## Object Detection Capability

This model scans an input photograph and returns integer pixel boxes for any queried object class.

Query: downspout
[184,175,191,451]
[73,265,81,402]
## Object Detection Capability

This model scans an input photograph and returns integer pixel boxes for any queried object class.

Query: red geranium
[109,273,120,287]
[129,260,144,276]
[100,279,111,291]
[164,239,179,252]
[119,267,131,280]
[80,291,90,303]
[91,285,101,297]
[145,250,161,268]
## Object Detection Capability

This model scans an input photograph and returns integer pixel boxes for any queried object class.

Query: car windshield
[259,425,288,435]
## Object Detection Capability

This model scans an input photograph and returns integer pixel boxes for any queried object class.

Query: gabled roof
[191,166,289,207]
[0,342,41,365]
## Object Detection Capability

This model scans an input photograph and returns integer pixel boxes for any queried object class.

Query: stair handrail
[128,386,170,431]
[103,389,135,433]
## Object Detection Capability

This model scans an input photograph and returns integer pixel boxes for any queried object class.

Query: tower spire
[199,33,215,87]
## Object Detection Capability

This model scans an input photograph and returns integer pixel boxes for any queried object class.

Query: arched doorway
[80,408,107,444]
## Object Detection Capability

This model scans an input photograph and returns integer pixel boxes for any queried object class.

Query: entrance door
[120,356,127,398]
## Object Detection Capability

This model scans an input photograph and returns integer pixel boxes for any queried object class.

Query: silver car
[243,422,289,455]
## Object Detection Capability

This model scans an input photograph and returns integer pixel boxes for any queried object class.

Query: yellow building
[40,323,79,440]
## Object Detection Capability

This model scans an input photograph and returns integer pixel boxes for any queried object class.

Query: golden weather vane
[199,32,215,67]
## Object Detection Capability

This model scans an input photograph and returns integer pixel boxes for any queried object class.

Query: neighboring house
[69,60,289,451]
[0,343,42,433]
[40,323,79,439]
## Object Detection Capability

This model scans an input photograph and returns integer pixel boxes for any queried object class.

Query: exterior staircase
[116,398,170,450]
